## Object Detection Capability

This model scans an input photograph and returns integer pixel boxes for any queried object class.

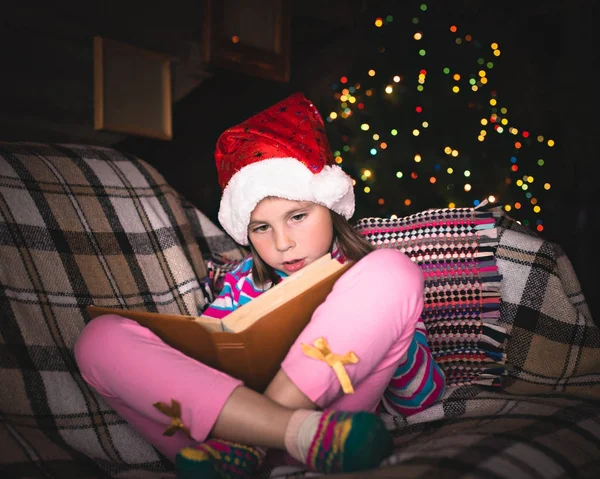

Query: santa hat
[215,93,355,245]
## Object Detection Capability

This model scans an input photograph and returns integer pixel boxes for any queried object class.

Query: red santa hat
[215,93,355,245]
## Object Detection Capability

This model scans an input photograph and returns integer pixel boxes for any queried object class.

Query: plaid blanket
[1,142,599,479]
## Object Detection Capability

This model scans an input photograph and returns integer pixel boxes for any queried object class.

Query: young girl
[74,93,446,478]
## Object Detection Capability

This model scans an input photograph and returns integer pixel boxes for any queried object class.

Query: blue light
[332,83,338,90]
[370,148,378,155]
[434,163,441,170]
[510,156,517,163]
[473,199,480,206]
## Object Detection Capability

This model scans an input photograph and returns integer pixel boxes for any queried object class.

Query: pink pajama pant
[74,248,424,462]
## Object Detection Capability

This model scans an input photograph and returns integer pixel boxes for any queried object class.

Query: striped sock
[285,409,393,474]
[176,439,264,479]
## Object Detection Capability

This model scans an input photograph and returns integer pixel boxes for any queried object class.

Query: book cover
[87,254,353,392]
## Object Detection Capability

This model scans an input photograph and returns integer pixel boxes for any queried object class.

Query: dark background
[1,0,598,319]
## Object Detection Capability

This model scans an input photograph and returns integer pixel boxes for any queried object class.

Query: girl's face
[248,198,333,275]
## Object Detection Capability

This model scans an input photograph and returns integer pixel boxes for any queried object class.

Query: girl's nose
[274,229,294,252]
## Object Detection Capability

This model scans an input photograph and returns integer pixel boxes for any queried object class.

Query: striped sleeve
[381,319,446,417]
[202,254,272,320]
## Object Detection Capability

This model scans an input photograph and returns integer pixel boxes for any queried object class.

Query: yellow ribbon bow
[301,337,359,394]
[153,399,193,439]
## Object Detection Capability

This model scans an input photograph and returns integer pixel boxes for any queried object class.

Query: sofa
[1,141,599,479]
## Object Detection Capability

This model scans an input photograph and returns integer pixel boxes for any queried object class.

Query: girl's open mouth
[282,258,306,273]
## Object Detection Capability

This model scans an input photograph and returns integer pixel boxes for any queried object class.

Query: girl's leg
[74,314,243,462]
[270,248,425,411]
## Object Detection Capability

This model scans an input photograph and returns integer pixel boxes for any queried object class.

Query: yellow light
[516,179,523,186]
[335,156,343,164]
[361,123,370,131]
[329,112,337,119]
[490,99,497,106]
[412,129,420,136]
[373,134,380,140]
[480,77,488,84]
[447,167,454,174]
[480,130,487,136]
[464,170,471,177]
[481,118,488,126]
[527,176,534,183]
[368,69,376,77]
[504,205,512,212]
[448,202,456,208]
[537,135,544,142]
[363,169,372,177]
[414,32,422,40]
[464,184,472,192]
[501,118,508,125]
[349,96,356,103]
[501,107,508,114]
[452,86,460,93]
[375,18,383,27]
[533,206,541,213]
[488,195,496,203]
[478,135,485,142]
[444,146,452,154]
[422,121,429,128]
[491,42,499,50]
[451,149,459,157]
[414,154,422,163]
[393,75,401,82]
[493,50,501,56]
[364,186,371,193]
[385,85,393,94]
[396,171,403,178]
[472,86,478,92]
[544,183,551,190]
[548,139,555,147]
[478,70,486,77]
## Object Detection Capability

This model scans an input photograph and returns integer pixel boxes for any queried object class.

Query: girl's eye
[252,224,269,233]
[291,213,306,222]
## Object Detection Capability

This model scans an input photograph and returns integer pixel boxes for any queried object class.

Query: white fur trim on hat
[218,158,355,245]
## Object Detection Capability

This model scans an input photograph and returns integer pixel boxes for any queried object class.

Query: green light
[443,67,450,74]
[477,58,485,65]
[538,159,545,166]
[391,129,398,136]
[386,15,393,22]
[420,4,428,11]
[487,61,494,69]
[412,17,419,24]
[419,49,426,56]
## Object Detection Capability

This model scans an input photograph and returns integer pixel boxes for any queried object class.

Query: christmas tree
[324,2,556,233]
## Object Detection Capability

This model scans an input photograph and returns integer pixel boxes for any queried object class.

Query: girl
[74,93,446,478]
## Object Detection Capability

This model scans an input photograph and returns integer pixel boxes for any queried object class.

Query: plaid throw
[2,142,599,479]
[493,209,600,398]
[0,142,243,478]
[355,206,506,388]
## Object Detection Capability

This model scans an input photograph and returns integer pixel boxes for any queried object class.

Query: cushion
[0,142,243,477]
[356,205,507,389]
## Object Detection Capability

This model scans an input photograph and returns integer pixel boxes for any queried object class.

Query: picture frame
[202,0,291,83]
[93,36,173,140]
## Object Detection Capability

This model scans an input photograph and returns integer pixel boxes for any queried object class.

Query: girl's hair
[249,210,374,288]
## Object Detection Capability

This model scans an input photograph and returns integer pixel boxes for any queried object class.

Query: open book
[87,254,353,392]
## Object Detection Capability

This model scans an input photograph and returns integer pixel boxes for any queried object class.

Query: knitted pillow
[0,142,241,478]
[355,206,506,388]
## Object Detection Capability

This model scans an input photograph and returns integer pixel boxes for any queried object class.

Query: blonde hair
[249,210,374,288]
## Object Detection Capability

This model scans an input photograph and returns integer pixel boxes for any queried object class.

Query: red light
[522,131,530,138]
[416,106,423,113]
[357,103,364,109]
[420,69,427,75]
[340,76,348,84]
[511,165,518,172]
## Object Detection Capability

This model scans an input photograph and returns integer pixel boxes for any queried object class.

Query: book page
[222,254,348,332]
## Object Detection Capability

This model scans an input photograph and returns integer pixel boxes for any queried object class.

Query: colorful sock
[176,439,264,479]
[284,409,393,474]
